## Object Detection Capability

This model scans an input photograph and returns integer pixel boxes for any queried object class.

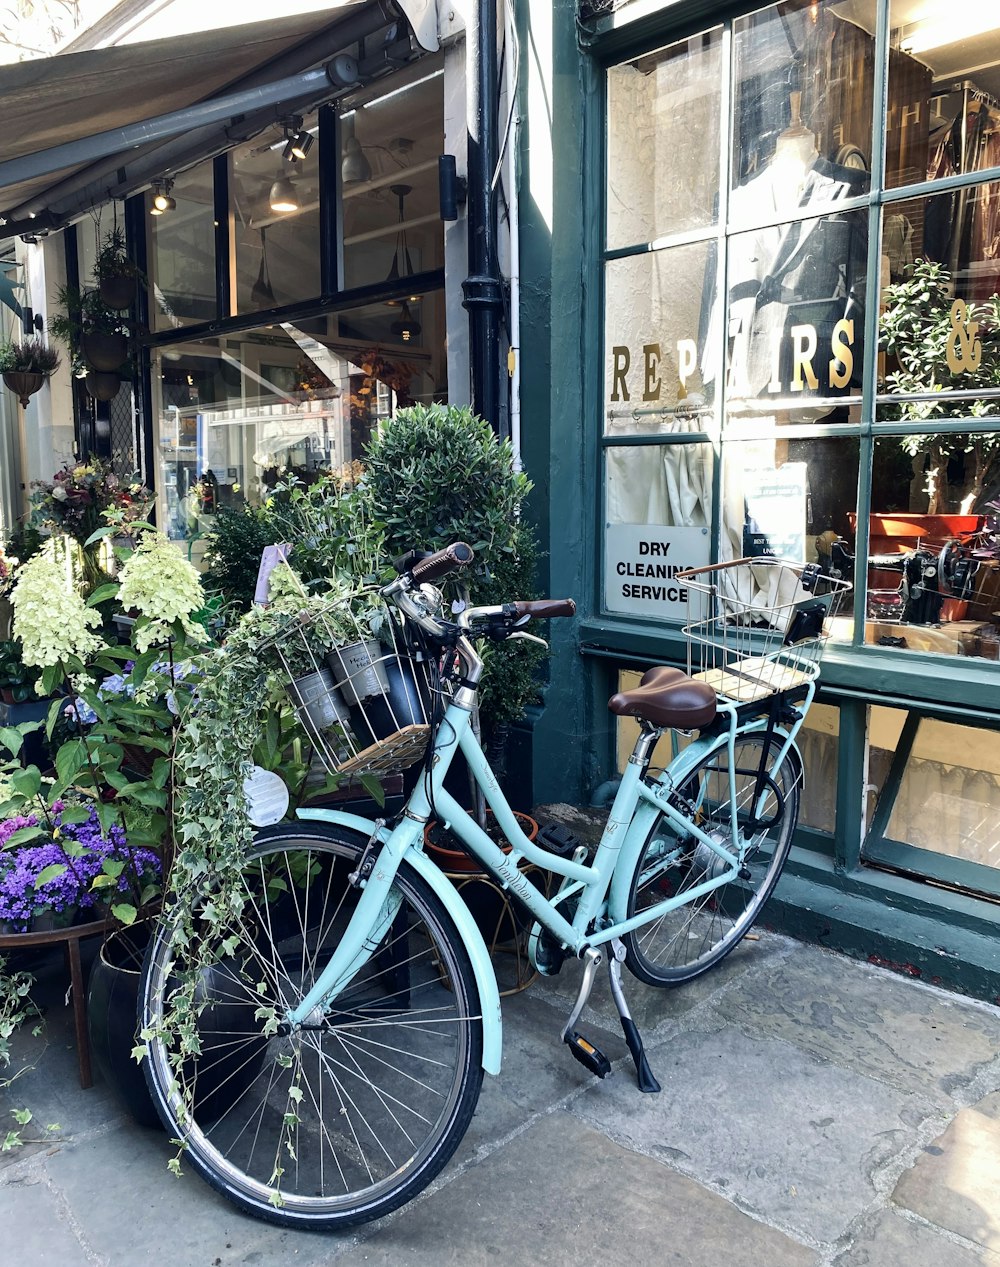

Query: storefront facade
[521,0,1000,996]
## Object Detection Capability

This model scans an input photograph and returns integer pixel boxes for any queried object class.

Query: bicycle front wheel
[141,822,484,1230]
[623,732,800,986]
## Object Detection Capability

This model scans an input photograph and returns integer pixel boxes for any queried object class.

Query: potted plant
[49,285,130,373]
[0,337,60,406]
[93,227,143,310]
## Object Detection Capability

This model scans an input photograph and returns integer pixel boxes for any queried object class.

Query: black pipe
[462,0,505,437]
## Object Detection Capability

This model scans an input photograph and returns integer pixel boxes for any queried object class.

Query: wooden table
[0,918,109,1088]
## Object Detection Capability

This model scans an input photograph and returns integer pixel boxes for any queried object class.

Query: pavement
[2,878,1000,1264]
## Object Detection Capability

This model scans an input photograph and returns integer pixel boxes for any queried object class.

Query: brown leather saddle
[608,665,717,731]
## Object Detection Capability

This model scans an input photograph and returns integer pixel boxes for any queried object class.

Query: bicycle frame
[289,675,810,1072]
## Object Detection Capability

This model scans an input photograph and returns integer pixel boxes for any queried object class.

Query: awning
[0,1,420,240]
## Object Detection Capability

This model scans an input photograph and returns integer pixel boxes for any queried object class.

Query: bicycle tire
[141,821,484,1230]
[623,733,800,986]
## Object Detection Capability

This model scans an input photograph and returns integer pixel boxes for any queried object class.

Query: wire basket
[680,558,852,706]
[270,591,433,778]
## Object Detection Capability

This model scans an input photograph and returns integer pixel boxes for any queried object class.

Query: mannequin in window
[770,91,819,201]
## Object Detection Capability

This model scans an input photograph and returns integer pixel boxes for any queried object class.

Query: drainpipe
[504,0,521,465]
[462,0,505,436]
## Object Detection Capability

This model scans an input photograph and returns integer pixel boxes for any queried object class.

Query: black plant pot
[81,331,128,372]
[88,923,269,1129]
[350,654,429,747]
[2,370,44,407]
[84,370,120,401]
[98,273,135,310]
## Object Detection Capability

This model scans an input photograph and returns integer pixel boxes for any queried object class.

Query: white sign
[743,463,807,562]
[604,524,711,619]
[243,766,290,827]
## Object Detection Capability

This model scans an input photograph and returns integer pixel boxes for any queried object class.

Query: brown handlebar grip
[410,542,475,584]
[513,599,577,619]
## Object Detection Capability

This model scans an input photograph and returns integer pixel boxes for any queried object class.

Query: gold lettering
[791,325,819,391]
[611,346,630,401]
[642,343,661,401]
[901,102,921,127]
[946,299,982,374]
[829,319,854,389]
[676,338,697,389]
[767,330,783,394]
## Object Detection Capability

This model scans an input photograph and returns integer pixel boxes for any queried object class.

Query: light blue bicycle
[140,545,848,1229]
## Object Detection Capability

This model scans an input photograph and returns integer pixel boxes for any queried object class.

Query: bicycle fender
[298,807,503,1076]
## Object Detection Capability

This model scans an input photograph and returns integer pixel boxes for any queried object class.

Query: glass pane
[147,160,217,329]
[878,186,1000,420]
[231,109,320,314]
[722,435,860,632]
[340,69,444,292]
[732,0,876,205]
[799,700,839,832]
[606,28,722,247]
[153,296,447,550]
[718,210,867,423]
[867,709,1000,870]
[854,435,1000,657]
[604,242,715,436]
[604,443,713,621]
[887,4,1000,189]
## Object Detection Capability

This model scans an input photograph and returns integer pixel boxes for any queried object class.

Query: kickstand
[608,939,661,1093]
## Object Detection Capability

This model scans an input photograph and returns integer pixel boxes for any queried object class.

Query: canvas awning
[0,1,418,240]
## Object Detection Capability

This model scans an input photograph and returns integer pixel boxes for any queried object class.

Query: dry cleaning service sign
[604,524,710,619]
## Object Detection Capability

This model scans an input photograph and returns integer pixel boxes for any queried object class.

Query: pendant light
[269,175,299,214]
[391,301,421,343]
[341,114,371,184]
[385,183,421,315]
[251,227,275,307]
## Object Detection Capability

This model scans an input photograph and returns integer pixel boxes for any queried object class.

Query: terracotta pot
[2,370,44,407]
[84,370,120,401]
[81,331,128,372]
[423,811,539,874]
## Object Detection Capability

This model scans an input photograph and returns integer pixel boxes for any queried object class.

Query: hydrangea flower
[117,534,205,653]
[10,549,102,669]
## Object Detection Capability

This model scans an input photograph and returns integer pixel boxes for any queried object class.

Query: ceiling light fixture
[341,113,372,184]
[150,178,176,216]
[385,183,421,307]
[279,116,314,163]
[391,301,421,343]
[269,175,299,214]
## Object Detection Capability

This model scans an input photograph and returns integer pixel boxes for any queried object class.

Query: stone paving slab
[831,1210,1000,1267]
[893,1091,1000,1254]
[0,1174,92,1266]
[713,945,1000,1105]
[357,1111,819,1267]
[569,1023,920,1245]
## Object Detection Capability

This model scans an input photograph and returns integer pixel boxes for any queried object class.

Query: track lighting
[280,117,314,163]
[150,179,175,216]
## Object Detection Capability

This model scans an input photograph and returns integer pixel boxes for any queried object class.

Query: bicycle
[139,546,849,1230]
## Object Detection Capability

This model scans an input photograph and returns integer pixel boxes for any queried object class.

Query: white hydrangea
[11,550,102,668]
[117,532,205,653]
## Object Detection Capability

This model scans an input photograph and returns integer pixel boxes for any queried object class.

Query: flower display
[31,459,151,546]
[117,533,205,652]
[10,548,102,669]
[0,545,17,598]
[0,807,161,932]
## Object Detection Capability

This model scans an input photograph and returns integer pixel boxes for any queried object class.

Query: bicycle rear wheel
[141,822,484,1230]
[623,732,800,986]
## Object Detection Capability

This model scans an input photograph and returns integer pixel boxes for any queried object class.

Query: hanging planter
[81,330,128,372]
[0,337,60,406]
[84,370,121,401]
[98,272,136,310]
[2,370,44,407]
[94,226,142,310]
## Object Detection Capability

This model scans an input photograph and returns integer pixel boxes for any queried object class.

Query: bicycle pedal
[564,1030,612,1079]
[536,824,587,858]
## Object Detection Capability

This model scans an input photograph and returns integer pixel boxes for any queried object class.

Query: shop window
[798,701,839,832]
[151,294,448,550]
[147,161,217,330]
[865,705,1000,891]
[339,68,444,293]
[231,109,321,315]
[606,29,722,247]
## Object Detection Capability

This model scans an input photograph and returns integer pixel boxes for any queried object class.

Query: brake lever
[507,631,549,648]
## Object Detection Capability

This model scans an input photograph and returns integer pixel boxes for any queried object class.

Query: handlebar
[512,599,576,619]
[410,542,475,585]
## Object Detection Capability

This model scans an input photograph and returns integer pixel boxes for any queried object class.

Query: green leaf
[2,825,45,849]
[85,582,120,607]
[34,864,68,889]
[55,740,89,786]
[111,902,137,925]
[45,698,66,740]
[0,726,23,756]
[57,805,91,825]
[82,525,117,547]
[40,664,63,697]
[10,767,41,799]
[360,773,386,808]
[11,1108,31,1126]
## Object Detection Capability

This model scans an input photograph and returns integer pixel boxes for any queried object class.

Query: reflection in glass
[867,708,1000,871]
[718,209,867,422]
[153,297,447,547]
[606,29,722,247]
[732,0,876,205]
[339,67,444,293]
[147,160,217,330]
[798,701,839,832]
[604,243,714,435]
[887,6,1000,189]
[231,110,321,314]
